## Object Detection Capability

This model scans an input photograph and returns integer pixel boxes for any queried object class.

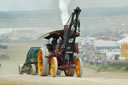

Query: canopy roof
[38,30,64,40]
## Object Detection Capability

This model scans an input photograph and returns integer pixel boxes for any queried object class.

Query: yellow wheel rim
[38,49,43,75]
[76,59,80,76]
[51,58,55,76]
[65,69,69,75]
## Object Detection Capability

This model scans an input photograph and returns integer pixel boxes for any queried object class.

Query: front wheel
[64,69,75,76]
[50,57,58,77]
[18,64,23,75]
[30,64,36,75]
[38,47,49,76]
[75,58,83,77]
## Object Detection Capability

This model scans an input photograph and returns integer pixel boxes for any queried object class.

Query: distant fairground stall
[77,39,121,64]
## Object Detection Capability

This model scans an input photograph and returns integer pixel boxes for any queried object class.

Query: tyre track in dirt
[0,73,128,85]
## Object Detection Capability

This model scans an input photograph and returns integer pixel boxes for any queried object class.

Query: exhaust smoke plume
[59,0,71,25]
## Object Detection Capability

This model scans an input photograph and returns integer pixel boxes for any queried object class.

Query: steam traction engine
[18,7,83,77]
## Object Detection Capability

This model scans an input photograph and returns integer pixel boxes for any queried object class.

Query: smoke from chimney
[59,0,71,25]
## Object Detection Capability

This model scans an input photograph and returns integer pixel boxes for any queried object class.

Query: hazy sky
[0,0,128,11]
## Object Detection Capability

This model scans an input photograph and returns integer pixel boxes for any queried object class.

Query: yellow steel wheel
[65,69,69,75]
[50,57,58,77]
[38,49,43,75]
[75,58,83,77]
[64,68,75,76]
[38,47,49,76]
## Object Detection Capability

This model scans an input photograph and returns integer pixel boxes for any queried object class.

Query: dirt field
[0,43,128,85]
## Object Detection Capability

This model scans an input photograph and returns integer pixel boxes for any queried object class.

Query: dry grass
[0,42,43,74]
